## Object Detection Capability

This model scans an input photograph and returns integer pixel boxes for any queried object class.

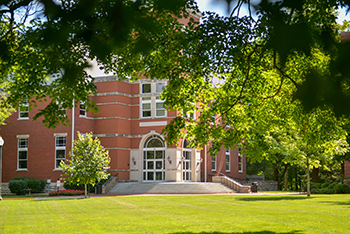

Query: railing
[212,174,251,193]
[102,175,118,194]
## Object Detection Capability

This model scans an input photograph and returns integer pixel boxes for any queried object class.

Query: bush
[9,177,46,194]
[319,187,334,194]
[27,179,46,193]
[64,182,95,193]
[9,180,28,195]
[333,184,350,194]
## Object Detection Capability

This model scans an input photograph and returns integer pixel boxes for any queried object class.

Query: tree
[2,1,350,187]
[60,132,110,198]
[0,0,198,128]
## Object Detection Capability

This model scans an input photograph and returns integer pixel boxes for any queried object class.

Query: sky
[195,0,350,24]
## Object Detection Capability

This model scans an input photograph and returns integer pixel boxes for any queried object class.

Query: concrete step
[107,182,236,194]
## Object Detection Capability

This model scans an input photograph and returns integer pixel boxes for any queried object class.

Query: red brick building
[0,12,248,189]
[0,72,247,186]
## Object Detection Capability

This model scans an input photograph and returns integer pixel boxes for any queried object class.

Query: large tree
[1,1,350,169]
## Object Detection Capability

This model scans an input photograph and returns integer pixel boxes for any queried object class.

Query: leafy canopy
[60,132,110,197]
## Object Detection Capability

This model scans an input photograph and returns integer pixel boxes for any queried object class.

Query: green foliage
[8,177,46,194]
[60,132,110,198]
[310,182,350,194]
[8,180,28,195]
[333,184,350,194]
[64,182,95,193]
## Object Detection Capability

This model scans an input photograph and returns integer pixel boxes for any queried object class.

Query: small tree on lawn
[60,132,110,198]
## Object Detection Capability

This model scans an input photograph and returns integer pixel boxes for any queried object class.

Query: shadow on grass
[236,196,313,202]
[171,231,303,234]
[319,200,350,206]
[30,197,87,201]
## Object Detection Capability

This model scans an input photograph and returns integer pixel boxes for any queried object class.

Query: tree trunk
[311,167,319,183]
[84,183,88,198]
[273,167,279,181]
[306,161,311,197]
[284,167,288,191]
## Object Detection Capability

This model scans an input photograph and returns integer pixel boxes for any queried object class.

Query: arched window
[143,135,165,181]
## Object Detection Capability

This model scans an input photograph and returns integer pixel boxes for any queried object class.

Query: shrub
[319,187,334,194]
[64,182,95,193]
[9,177,46,194]
[9,180,28,195]
[333,184,350,194]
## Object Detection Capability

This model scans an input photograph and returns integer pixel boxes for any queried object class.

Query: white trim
[54,133,68,137]
[139,121,167,127]
[17,135,29,138]
[225,148,231,172]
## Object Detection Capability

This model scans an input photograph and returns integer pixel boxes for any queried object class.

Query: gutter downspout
[71,99,75,149]
[204,145,207,182]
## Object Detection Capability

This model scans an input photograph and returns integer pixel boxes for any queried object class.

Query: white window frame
[155,96,165,117]
[140,82,167,118]
[79,102,86,117]
[17,136,29,170]
[238,148,243,173]
[142,83,151,94]
[142,97,152,118]
[55,135,66,170]
[156,82,166,93]
[211,143,216,172]
[18,99,29,119]
[225,148,230,172]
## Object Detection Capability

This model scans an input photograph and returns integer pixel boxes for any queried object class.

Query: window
[156,82,166,92]
[142,97,152,118]
[211,143,216,171]
[18,137,28,170]
[155,97,165,117]
[140,82,167,118]
[225,148,230,172]
[79,102,86,117]
[182,139,192,181]
[142,83,151,93]
[238,148,243,173]
[143,135,165,181]
[55,136,66,169]
[19,99,29,119]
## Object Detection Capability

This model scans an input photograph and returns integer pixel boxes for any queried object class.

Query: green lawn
[0,194,349,234]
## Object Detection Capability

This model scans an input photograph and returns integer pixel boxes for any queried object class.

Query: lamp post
[0,137,4,201]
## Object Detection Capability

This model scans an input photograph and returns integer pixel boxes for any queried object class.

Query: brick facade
[0,76,247,184]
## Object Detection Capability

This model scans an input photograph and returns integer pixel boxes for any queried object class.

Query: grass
[0,194,350,234]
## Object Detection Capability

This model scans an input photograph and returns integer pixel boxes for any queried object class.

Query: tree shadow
[235,196,313,202]
[171,231,303,234]
[31,197,86,202]
[318,200,350,206]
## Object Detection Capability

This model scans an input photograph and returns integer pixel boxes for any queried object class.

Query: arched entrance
[182,139,192,181]
[143,135,165,181]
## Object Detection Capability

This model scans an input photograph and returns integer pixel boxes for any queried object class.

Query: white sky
[196,0,349,24]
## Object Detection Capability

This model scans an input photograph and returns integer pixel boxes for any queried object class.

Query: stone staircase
[107,182,236,195]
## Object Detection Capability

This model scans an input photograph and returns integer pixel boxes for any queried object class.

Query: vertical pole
[72,99,75,149]
[0,137,4,201]
[204,145,207,182]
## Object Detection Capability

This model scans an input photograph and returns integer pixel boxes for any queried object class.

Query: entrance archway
[143,135,165,181]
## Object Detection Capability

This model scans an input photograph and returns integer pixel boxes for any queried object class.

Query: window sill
[53,169,63,171]
[17,118,29,120]
[16,169,28,172]
[238,171,244,173]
